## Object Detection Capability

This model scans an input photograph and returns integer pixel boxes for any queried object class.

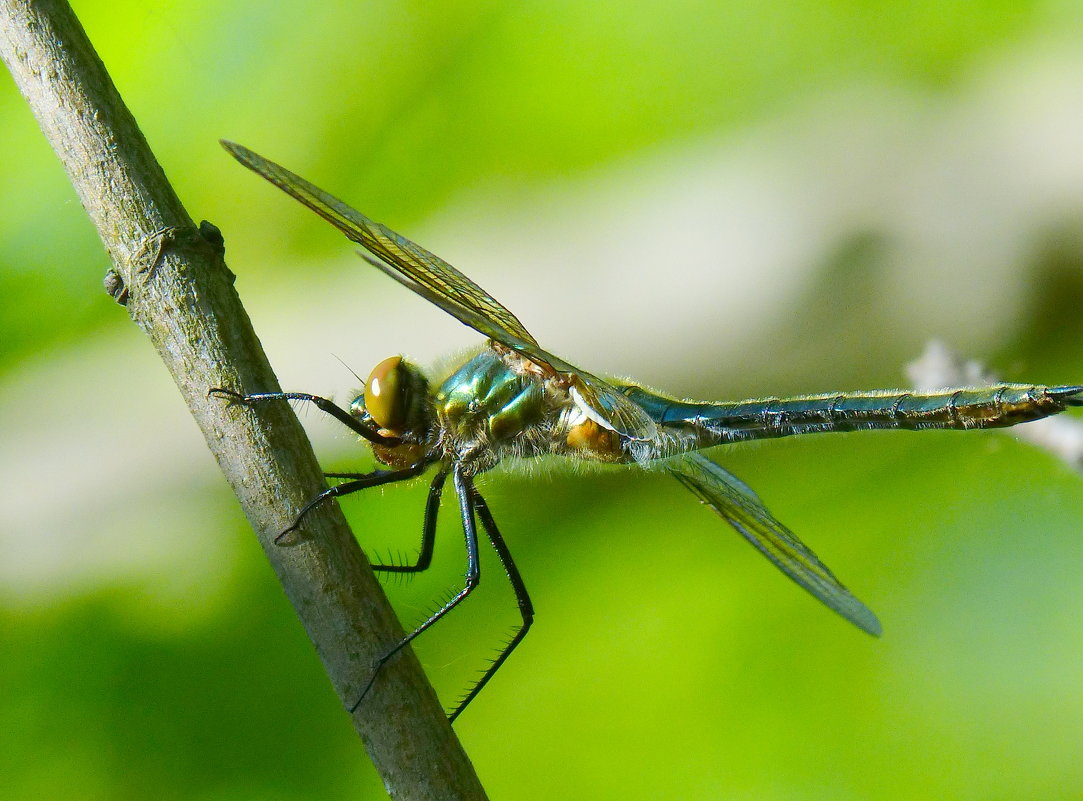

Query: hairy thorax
[432,349,644,472]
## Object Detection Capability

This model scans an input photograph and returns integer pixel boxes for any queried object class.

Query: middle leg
[350,463,481,712]
[366,467,449,573]
[276,464,425,544]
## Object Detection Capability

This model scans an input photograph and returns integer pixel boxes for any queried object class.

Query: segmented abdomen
[621,383,1083,445]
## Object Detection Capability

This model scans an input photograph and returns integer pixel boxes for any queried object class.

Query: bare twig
[0,1,486,797]
[907,340,1083,472]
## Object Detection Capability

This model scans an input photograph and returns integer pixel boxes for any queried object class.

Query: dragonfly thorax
[433,350,564,469]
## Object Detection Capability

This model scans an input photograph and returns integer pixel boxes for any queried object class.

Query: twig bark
[0,1,487,798]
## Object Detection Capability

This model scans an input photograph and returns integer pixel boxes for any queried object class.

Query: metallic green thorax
[434,351,552,457]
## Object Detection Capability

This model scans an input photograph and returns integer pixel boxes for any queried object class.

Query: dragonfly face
[351,355,432,469]
[216,140,1083,723]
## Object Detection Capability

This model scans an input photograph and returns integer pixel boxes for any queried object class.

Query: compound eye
[365,356,407,432]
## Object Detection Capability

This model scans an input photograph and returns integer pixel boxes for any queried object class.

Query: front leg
[209,387,398,445]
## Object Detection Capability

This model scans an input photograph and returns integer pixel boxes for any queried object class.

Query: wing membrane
[361,251,656,441]
[222,140,537,346]
[669,453,881,635]
[224,140,657,441]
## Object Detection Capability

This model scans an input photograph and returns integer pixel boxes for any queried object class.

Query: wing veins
[223,139,659,441]
[669,453,881,636]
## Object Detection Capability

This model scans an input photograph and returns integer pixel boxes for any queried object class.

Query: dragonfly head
[350,355,432,467]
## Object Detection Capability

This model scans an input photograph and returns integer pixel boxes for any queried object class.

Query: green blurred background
[4,1,1083,798]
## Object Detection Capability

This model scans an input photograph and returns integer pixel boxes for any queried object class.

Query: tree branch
[0,1,487,797]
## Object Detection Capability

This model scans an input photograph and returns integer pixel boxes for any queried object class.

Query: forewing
[669,453,881,635]
[365,252,657,441]
[222,140,538,346]
[224,140,658,441]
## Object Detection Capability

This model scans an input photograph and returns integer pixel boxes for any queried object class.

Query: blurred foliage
[3,1,1083,799]
[2,0,1075,369]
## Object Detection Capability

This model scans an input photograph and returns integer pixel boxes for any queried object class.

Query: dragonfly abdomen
[622,383,1083,445]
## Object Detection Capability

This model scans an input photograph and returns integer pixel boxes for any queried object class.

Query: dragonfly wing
[365,251,657,441]
[359,252,541,354]
[222,140,538,346]
[567,371,659,441]
[224,140,657,441]
[668,453,881,636]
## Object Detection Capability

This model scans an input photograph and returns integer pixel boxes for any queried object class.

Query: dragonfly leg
[276,465,424,544]
[208,388,397,446]
[350,464,481,714]
[368,467,449,573]
[447,484,535,724]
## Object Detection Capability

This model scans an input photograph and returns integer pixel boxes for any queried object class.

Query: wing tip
[220,139,258,170]
[850,606,883,637]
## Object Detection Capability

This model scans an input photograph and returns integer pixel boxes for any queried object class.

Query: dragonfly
[214,140,1083,723]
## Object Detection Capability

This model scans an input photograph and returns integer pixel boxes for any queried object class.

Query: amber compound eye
[365,355,407,432]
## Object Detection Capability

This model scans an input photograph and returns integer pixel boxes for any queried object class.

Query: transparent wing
[223,140,657,441]
[668,453,881,635]
[566,371,659,441]
[222,140,537,346]
[361,251,657,440]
